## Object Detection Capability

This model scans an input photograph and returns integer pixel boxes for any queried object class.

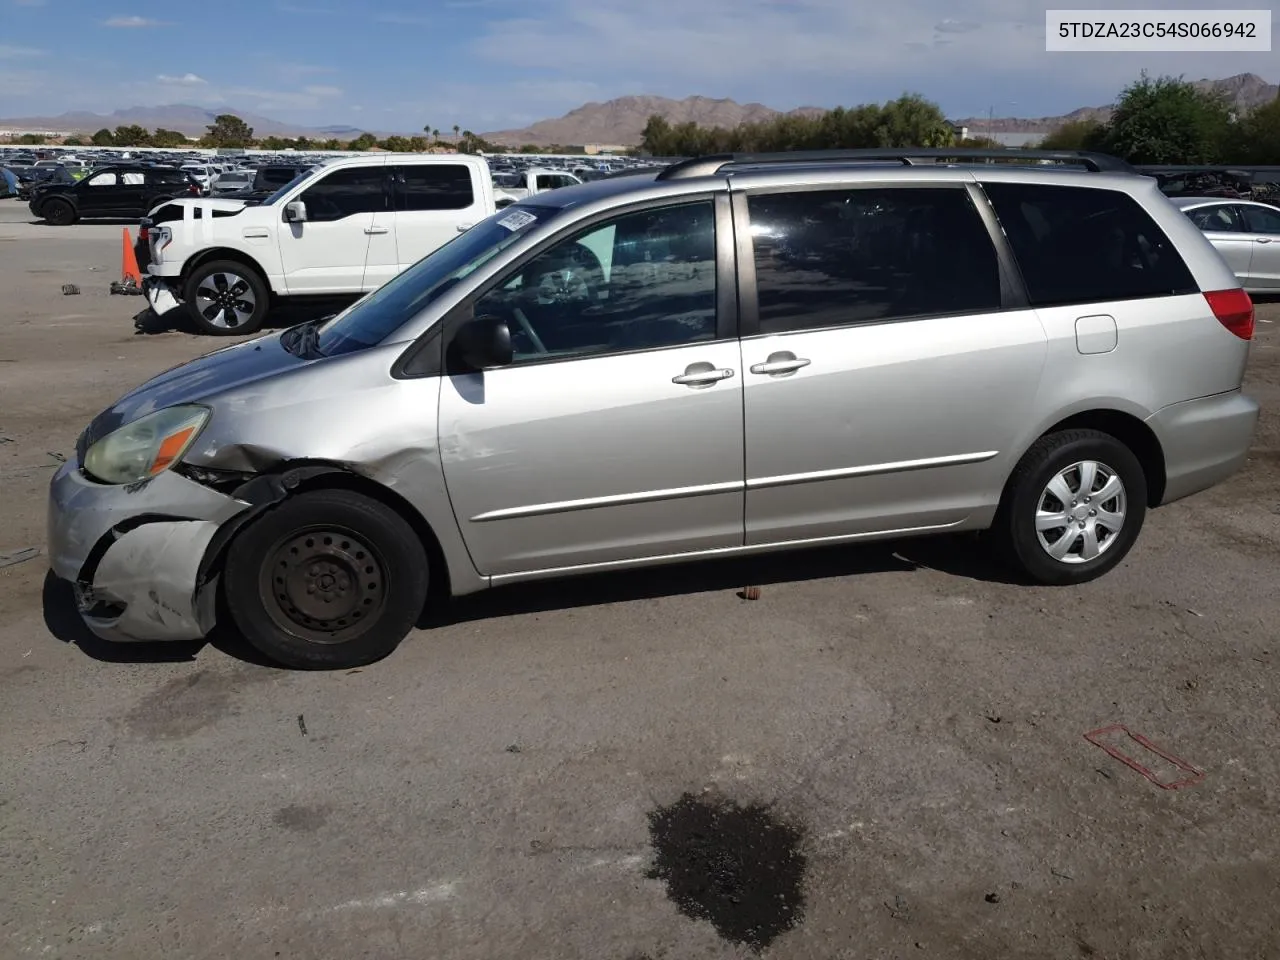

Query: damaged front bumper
[47,457,252,643]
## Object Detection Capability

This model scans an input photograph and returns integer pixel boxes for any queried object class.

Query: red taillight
[1204,288,1254,341]
[138,226,149,240]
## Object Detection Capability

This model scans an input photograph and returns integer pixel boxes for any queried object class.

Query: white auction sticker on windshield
[497,209,537,231]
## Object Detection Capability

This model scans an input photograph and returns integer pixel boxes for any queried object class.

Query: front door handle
[1256,237,1273,243]
[457,223,474,233]
[672,362,735,388]
[750,351,811,376]
[364,225,389,235]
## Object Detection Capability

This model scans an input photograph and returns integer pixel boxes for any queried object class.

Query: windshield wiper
[284,317,326,359]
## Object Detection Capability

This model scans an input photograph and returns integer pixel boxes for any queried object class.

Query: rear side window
[298,167,388,222]
[1187,204,1243,232]
[1241,204,1280,234]
[262,167,299,185]
[393,164,475,212]
[982,182,1196,307]
[149,168,190,184]
[747,187,1002,334]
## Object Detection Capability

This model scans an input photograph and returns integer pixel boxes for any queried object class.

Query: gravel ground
[2,202,1278,960]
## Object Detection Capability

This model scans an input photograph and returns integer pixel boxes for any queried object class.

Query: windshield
[260,168,318,205]
[315,204,557,356]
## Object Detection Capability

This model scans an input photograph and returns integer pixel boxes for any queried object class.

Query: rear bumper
[1147,390,1259,504]
[142,274,183,317]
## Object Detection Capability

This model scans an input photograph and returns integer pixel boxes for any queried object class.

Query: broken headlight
[83,405,210,485]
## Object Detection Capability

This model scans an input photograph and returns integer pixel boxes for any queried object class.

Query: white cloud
[466,0,1277,117]
[156,73,208,86]
[0,44,45,57]
[103,15,168,27]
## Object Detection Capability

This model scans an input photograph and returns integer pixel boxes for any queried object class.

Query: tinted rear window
[748,187,1002,333]
[392,164,475,211]
[982,182,1196,306]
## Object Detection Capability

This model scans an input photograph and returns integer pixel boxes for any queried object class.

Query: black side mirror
[453,314,513,370]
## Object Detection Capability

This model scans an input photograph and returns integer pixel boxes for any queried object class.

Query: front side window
[392,164,475,211]
[1242,204,1280,235]
[748,187,1001,334]
[297,167,388,222]
[1188,204,1243,232]
[473,201,717,364]
[983,182,1196,307]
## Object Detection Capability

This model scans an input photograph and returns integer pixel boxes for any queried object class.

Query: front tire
[224,490,429,669]
[42,199,76,226]
[183,259,269,335]
[993,429,1147,585]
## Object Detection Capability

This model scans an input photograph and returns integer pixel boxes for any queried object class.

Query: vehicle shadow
[44,534,1021,667]
[430,532,1022,627]
[133,295,358,336]
[28,217,142,227]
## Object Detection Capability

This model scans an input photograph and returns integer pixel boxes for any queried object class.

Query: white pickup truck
[492,168,582,208]
[141,154,505,334]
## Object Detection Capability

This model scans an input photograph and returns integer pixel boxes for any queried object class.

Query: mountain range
[1,74,1274,146]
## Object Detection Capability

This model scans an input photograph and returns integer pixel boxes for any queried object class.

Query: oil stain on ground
[646,792,807,950]
[121,666,277,740]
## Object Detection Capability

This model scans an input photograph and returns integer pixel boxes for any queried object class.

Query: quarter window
[472,201,717,364]
[983,182,1196,307]
[298,167,388,222]
[393,164,475,212]
[748,187,1002,334]
[86,172,117,187]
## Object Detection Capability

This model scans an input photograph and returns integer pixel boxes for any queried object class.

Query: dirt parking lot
[2,200,1279,960]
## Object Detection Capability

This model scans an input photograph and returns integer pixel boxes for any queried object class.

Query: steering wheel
[512,306,548,354]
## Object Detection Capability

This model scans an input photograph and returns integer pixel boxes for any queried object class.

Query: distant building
[584,143,630,155]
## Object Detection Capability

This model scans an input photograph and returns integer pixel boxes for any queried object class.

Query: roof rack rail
[655,148,1135,180]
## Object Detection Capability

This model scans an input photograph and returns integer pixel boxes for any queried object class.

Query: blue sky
[2,0,1276,131]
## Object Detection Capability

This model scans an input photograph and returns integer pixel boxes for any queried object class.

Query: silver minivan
[48,150,1260,668]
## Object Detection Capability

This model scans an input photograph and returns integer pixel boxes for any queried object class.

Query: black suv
[28,164,201,225]
[218,163,309,203]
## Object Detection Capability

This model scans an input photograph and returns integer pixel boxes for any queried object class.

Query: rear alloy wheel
[224,490,429,669]
[42,199,76,226]
[993,429,1147,585]
[184,259,269,335]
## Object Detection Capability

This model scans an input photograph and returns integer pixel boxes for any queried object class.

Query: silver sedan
[1171,196,1280,294]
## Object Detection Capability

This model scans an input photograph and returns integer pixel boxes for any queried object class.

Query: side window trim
[439,193,726,373]
[734,182,1010,340]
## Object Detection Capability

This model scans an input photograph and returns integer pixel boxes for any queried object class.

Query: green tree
[1101,73,1233,164]
[379,135,412,152]
[408,135,429,152]
[431,128,441,140]
[452,123,460,141]
[91,128,115,146]
[204,114,255,148]
[15,133,46,145]
[1233,96,1280,164]
[1038,119,1108,151]
[151,127,189,147]
[322,137,343,151]
[295,136,313,150]
[347,132,378,151]
[63,136,86,147]
[112,124,151,146]
[519,143,542,154]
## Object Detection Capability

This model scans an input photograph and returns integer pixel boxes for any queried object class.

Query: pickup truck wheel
[223,490,430,669]
[184,260,269,335]
[42,199,76,226]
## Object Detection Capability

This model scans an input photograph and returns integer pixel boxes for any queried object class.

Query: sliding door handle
[750,352,811,376]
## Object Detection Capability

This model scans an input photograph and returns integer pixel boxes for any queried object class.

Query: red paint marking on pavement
[1084,724,1205,790]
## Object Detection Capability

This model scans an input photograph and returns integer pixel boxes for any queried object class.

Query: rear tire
[183,259,270,335]
[992,429,1147,585]
[224,490,429,669]
[42,199,76,226]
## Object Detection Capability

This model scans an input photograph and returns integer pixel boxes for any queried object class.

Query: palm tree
[432,128,440,140]
[453,124,460,142]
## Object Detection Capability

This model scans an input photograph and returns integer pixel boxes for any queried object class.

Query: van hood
[76,331,304,458]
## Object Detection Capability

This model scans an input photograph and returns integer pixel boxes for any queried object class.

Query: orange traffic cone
[121,228,143,285]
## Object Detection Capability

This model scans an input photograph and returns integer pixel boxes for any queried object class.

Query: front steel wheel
[225,489,429,669]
